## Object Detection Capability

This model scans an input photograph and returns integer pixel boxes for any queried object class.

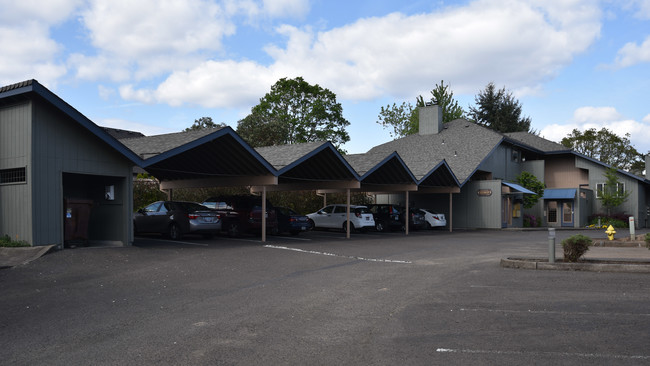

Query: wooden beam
[160,175,278,190]
[417,186,460,194]
[252,180,360,193]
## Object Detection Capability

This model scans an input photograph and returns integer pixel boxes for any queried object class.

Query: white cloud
[262,0,309,18]
[623,0,650,19]
[540,106,650,153]
[612,35,650,68]
[119,60,276,108]
[0,0,79,86]
[121,0,603,108]
[73,0,236,81]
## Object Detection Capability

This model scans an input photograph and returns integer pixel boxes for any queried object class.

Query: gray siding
[454,180,502,228]
[30,100,133,246]
[0,102,33,243]
[576,157,639,219]
[477,145,522,182]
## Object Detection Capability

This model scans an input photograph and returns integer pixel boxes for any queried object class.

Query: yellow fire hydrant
[605,225,616,241]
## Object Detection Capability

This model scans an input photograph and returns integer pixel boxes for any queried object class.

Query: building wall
[477,145,523,182]
[454,180,502,228]
[545,155,588,188]
[0,101,33,243]
[31,99,134,246]
[575,157,639,220]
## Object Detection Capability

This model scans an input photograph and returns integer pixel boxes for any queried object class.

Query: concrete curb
[500,257,650,273]
[0,245,55,269]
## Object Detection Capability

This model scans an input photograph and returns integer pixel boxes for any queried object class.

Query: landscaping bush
[523,214,539,228]
[0,234,30,247]
[561,234,592,262]
[587,214,628,228]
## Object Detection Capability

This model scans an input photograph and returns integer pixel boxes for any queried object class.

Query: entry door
[561,201,574,227]
[547,201,558,225]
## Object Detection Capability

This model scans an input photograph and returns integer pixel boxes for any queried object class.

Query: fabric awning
[502,181,535,194]
[542,188,577,200]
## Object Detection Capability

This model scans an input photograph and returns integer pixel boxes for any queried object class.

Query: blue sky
[2,0,650,155]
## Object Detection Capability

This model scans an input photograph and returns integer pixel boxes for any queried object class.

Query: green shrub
[0,234,30,247]
[561,234,592,262]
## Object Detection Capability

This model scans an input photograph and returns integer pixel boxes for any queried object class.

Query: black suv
[366,204,405,232]
[202,195,278,237]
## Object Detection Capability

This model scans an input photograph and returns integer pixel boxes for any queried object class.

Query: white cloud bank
[120,0,604,108]
[540,106,650,153]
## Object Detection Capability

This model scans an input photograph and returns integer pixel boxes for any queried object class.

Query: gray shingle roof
[120,128,223,159]
[504,132,569,152]
[366,119,504,183]
[344,153,395,176]
[255,141,328,170]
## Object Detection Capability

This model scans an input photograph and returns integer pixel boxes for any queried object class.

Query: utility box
[64,198,94,247]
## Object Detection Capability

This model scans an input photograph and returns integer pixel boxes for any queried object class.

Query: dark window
[0,167,26,184]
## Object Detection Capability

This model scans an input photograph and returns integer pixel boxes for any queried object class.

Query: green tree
[237,77,350,149]
[515,171,545,209]
[184,117,227,132]
[377,80,465,138]
[468,82,532,133]
[560,127,643,173]
[598,167,630,216]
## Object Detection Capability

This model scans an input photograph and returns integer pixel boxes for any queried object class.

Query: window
[596,182,625,198]
[0,167,26,184]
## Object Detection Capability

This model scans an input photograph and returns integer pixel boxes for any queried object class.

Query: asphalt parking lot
[1,229,649,365]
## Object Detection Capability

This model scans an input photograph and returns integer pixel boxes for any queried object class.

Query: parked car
[202,195,278,237]
[273,206,311,235]
[406,208,426,230]
[366,204,405,232]
[418,208,447,229]
[134,201,221,240]
[306,204,375,232]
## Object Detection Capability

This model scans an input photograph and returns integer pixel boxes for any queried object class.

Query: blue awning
[502,181,535,194]
[542,188,576,200]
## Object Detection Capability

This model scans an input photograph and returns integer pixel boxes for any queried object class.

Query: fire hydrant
[605,225,616,241]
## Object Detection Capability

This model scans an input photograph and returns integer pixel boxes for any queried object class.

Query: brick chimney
[419,104,443,135]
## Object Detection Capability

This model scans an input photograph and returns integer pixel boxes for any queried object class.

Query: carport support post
[449,192,453,233]
[262,186,266,242]
[346,189,351,239]
[548,228,555,263]
[405,191,409,236]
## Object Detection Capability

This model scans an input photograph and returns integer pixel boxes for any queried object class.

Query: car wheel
[307,219,315,230]
[375,221,385,232]
[426,222,433,229]
[343,221,355,233]
[227,221,240,237]
[168,223,182,240]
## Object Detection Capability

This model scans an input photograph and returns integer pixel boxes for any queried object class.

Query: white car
[418,208,447,229]
[307,204,375,232]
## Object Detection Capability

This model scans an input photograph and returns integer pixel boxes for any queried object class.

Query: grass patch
[0,234,30,247]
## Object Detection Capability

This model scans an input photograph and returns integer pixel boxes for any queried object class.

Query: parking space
[3,229,649,365]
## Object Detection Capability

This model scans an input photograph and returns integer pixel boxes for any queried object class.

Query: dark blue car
[273,206,310,235]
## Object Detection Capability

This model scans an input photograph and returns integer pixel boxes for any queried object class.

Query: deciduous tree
[561,127,643,173]
[237,77,350,149]
[377,80,465,138]
[184,117,226,131]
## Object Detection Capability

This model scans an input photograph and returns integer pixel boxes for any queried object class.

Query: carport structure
[345,152,460,233]
[121,130,461,241]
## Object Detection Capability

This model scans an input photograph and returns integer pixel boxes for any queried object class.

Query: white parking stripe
[436,347,650,360]
[458,307,650,317]
[136,238,208,246]
[263,245,412,264]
